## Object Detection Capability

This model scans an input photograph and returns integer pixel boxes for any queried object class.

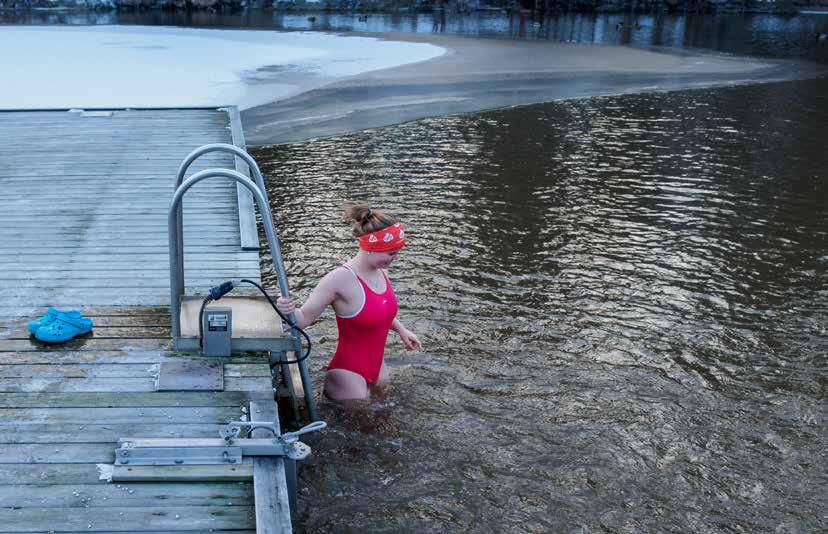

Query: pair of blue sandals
[28,308,94,343]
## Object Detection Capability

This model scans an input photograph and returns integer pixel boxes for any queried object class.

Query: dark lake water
[252,76,828,532]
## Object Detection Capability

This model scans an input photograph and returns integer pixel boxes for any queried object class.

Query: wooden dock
[0,108,261,312]
[0,109,293,532]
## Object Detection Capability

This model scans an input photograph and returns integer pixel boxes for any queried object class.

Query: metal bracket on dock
[115,421,327,466]
[117,444,243,466]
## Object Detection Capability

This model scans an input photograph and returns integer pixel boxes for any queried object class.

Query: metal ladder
[168,144,318,422]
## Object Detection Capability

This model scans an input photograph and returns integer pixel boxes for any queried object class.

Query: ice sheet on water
[0,25,445,110]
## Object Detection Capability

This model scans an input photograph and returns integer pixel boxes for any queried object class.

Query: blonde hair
[343,201,398,237]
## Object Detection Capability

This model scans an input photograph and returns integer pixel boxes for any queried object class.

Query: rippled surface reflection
[253,77,827,532]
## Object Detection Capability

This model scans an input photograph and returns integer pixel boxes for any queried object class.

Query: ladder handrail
[173,143,272,295]
[169,168,318,422]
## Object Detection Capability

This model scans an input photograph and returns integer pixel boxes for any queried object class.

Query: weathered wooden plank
[4,532,254,534]
[0,505,256,532]
[2,307,170,317]
[0,424,233,444]
[0,406,243,424]
[0,376,271,393]
[0,277,260,289]
[250,400,291,534]
[111,464,253,483]
[4,326,171,339]
[0,261,259,271]
[0,212,240,222]
[0,464,114,485]
[287,353,306,405]
[224,365,272,378]
[0,253,258,262]
[0,443,114,463]
[0,482,252,509]
[0,363,269,379]
[4,316,167,327]
[0,275,260,285]
[0,281,256,293]
[0,391,270,408]
[0,296,186,307]
[0,221,239,231]
[0,154,230,162]
[0,197,238,205]
[0,192,234,200]
[0,226,242,236]
[0,201,233,209]
[0,192,229,198]
[0,338,170,352]
[0,241,248,250]
[0,350,266,365]
[0,249,246,257]
[0,313,169,322]
[3,531,256,534]
[0,363,161,379]
[0,184,231,193]
[0,239,249,251]
[228,105,259,252]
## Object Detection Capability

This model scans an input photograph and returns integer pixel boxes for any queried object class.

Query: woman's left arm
[391,319,421,351]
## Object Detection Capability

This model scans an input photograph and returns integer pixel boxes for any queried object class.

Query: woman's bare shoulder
[317,265,354,290]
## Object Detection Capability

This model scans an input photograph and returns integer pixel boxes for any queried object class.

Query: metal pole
[168,168,319,421]
[175,144,300,414]
[176,145,316,420]
[174,143,273,301]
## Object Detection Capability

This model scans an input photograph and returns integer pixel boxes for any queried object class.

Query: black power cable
[198,279,312,364]
[198,295,214,350]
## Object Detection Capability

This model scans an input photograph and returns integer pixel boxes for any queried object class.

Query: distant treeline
[1,0,824,14]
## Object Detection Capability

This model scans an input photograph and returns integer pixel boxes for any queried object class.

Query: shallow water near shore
[253,77,827,532]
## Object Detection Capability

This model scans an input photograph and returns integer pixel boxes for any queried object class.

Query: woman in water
[276,202,421,400]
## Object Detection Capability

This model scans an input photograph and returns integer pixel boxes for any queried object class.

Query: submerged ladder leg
[273,350,301,422]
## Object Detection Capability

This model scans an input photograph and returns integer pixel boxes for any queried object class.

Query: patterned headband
[358,223,406,252]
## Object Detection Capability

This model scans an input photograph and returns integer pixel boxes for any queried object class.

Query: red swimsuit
[327,266,398,384]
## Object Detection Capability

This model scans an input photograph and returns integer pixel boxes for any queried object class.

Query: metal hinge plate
[117,444,242,466]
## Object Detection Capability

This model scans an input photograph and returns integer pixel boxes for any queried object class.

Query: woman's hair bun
[343,200,397,237]
[343,201,373,224]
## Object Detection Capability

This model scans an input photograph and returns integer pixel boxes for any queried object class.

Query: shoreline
[242,31,828,146]
[0,5,810,15]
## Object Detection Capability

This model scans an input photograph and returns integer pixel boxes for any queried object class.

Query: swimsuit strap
[342,264,387,294]
[340,264,359,280]
[336,265,365,319]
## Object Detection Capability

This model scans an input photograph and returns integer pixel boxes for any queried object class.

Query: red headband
[359,223,406,252]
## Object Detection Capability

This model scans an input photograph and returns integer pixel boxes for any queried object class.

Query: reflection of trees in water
[455,107,579,276]
[447,79,828,330]
[4,8,822,60]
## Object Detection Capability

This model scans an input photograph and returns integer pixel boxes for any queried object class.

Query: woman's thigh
[324,368,369,400]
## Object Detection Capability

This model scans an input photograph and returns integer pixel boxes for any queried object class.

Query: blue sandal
[34,314,93,343]
[28,308,84,335]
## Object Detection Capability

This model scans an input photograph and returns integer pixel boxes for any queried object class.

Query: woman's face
[368,249,400,269]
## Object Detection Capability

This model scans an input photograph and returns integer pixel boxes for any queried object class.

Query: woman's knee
[324,369,369,400]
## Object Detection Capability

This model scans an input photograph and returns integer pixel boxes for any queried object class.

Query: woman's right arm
[276,270,343,329]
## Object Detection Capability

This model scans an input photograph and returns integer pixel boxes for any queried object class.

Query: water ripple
[253,77,828,533]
